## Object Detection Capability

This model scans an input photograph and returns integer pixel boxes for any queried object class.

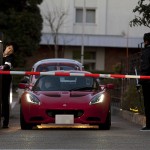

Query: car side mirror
[99,84,114,90]
[20,76,29,83]
[18,83,29,89]
[106,84,114,89]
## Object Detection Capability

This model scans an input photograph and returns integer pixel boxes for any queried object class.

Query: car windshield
[33,75,99,91]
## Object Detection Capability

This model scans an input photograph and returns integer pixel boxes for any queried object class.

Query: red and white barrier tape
[0,70,149,79]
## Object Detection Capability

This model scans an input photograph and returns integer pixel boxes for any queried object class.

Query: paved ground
[0,92,149,150]
[0,102,150,150]
[0,92,19,130]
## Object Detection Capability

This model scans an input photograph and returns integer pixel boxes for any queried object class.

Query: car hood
[33,91,101,107]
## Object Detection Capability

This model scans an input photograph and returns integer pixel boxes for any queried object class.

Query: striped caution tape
[0,70,149,79]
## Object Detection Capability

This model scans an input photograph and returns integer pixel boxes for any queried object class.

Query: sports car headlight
[89,93,105,105]
[26,93,40,105]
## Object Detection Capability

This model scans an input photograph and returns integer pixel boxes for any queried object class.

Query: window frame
[75,7,96,24]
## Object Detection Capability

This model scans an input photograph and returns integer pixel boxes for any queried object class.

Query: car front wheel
[20,106,34,130]
[98,107,111,130]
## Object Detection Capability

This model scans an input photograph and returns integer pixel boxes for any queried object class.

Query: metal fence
[111,52,143,110]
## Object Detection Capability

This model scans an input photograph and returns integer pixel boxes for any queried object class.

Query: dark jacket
[3,54,14,71]
[140,45,150,84]
[2,54,14,84]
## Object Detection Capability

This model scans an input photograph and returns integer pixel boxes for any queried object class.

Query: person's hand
[3,45,14,57]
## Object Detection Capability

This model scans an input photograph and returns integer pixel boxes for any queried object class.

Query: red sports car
[20,71,114,130]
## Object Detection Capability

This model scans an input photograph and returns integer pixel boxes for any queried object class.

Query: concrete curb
[111,106,145,126]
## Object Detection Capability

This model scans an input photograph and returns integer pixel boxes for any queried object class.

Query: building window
[76,9,83,23]
[75,8,96,23]
[86,9,95,23]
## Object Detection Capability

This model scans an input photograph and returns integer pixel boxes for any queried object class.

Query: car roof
[32,58,83,69]
[42,70,92,75]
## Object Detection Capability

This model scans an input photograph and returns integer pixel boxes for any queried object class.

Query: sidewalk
[111,106,146,126]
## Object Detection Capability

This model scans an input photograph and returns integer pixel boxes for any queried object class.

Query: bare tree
[42,2,68,58]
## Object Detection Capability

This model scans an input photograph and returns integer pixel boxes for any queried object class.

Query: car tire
[98,106,111,130]
[20,106,34,130]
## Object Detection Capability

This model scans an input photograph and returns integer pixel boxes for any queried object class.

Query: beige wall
[95,48,105,71]
[63,46,105,71]
[40,0,150,38]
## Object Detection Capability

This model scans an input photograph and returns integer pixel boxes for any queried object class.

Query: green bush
[122,85,144,114]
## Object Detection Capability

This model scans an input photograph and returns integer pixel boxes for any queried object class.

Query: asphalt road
[0,103,150,150]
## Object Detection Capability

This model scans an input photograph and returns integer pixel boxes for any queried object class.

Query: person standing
[140,32,150,131]
[1,42,18,128]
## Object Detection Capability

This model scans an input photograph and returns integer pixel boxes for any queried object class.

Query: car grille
[30,116,44,121]
[86,117,101,121]
[46,110,84,118]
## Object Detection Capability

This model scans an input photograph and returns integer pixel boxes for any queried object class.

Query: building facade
[37,0,150,72]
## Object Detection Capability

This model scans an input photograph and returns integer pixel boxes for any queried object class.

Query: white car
[17,58,84,100]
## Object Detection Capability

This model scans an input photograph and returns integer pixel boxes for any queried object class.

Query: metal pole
[0,33,3,127]
[81,0,86,64]
[126,23,129,74]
